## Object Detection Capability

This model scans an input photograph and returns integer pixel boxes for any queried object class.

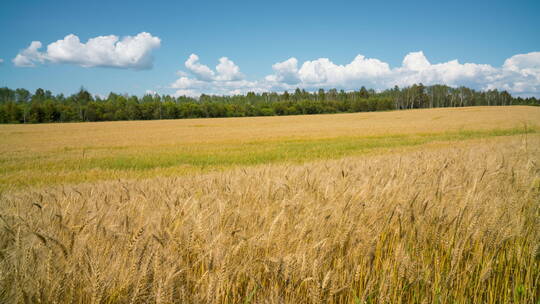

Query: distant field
[0,106,538,189]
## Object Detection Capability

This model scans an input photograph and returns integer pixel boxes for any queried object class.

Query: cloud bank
[13,32,161,69]
[172,51,540,97]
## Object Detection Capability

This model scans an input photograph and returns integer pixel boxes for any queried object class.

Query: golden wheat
[0,133,538,303]
[1,106,538,189]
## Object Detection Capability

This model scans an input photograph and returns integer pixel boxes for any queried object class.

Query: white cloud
[171,76,207,90]
[503,52,540,76]
[13,32,161,69]
[173,54,260,96]
[392,52,498,89]
[173,89,201,98]
[0,58,4,64]
[265,57,300,84]
[13,41,45,67]
[185,54,215,81]
[215,57,243,81]
[183,54,243,82]
[402,51,431,71]
[168,51,540,97]
[296,55,391,87]
[496,52,540,95]
[262,51,540,96]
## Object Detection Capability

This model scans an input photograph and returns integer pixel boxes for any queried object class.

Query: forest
[0,84,538,123]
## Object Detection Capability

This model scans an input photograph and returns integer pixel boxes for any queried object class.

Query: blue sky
[1,0,539,97]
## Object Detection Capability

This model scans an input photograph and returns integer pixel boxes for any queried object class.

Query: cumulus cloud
[402,51,431,71]
[495,52,540,95]
[215,57,243,81]
[171,51,540,97]
[503,52,540,75]
[173,54,261,96]
[296,55,391,87]
[183,54,243,82]
[0,58,4,64]
[13,32,161,69]
[392,52,499,89]
[265,58,300,84]
[185,54,215,81]
[13,41,45,67]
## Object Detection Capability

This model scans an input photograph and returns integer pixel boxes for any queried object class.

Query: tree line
[0,84,538,123]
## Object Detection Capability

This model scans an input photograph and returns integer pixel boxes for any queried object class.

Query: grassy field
[0,106,538,189]
[0,106,539,303]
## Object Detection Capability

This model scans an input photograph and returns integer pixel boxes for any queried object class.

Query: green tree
[359,86,369,98]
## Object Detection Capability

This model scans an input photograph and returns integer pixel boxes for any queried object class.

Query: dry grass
[0,134,538,303]
[0,106,539,189]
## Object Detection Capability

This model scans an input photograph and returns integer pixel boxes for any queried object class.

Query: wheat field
[0,106,538,189]
[0,107,539,303]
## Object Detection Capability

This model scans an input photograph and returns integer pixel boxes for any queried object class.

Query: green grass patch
[66,127,537,170]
